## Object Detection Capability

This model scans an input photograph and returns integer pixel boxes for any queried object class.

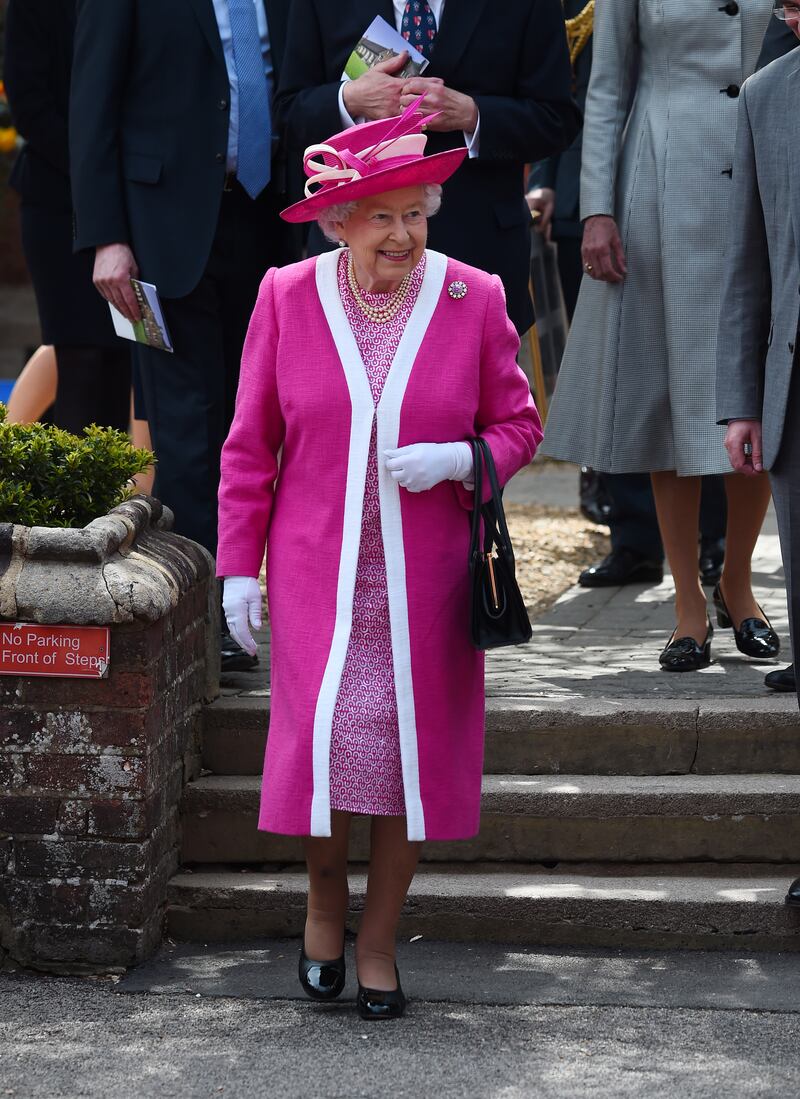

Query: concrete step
[201,695,800,777]
[180,773,800,865]
[166,863,800,951]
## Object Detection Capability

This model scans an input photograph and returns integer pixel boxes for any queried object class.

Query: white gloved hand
[383,441,473,493]
[222,576,262,657]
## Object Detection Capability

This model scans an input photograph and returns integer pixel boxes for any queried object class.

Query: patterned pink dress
[328,250,426,816]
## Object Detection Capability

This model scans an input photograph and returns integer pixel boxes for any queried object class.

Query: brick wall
[0,499,217,973]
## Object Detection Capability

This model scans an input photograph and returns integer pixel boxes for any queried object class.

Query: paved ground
[221,459,791,706]
[2,943,800,1098]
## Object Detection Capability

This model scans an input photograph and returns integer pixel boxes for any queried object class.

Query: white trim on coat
[310,249,374,836]
[376,249,447,841]
[310,247,447,842]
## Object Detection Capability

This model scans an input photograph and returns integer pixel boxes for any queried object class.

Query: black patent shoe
[578,548,664,588]
[766,664,796,693]
[299,943,346,1001]
[712,584,780,660]
[356,965,406,1021]
[699,537,725,586]
[659,620,713,672]
[786,877,800,907]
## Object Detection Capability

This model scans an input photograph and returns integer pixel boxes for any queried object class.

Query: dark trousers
[135,180,287,557]
[53,345,131,434]
[770,376,800,699]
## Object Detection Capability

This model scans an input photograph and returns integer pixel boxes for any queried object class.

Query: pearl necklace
[346,252,412,324]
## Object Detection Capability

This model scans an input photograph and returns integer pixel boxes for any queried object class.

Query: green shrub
[0,405,155,528]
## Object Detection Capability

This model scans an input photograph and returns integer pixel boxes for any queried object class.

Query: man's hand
[399,77,478,133]
[93,243,141,322]
[342,53,409,120]
[528,188,556,242]
[581,215,627,284]
[724,419,764,475]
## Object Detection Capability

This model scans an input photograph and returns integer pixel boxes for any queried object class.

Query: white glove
[222,576,262,657]
[383,442,473,493]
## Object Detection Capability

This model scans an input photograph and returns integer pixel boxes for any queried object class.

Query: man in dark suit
[70,0,296,670]
[757,11,797,68]
[274,0,580,337]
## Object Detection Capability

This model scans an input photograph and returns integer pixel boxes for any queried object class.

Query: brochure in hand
[109,279,173,353]
[343,15,429,81]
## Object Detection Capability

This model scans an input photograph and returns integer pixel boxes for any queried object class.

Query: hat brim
[279,147,468,224]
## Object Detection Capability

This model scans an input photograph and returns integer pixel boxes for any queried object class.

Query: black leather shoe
[659,620,713,672]
[712,584,780,660]
[765,664,796,692]
[356,965,406,1020]
[579,468,611,526]
[220,629,258,673]
[786,877,800,907]
[579,548,663,588]
[299,944,346,1001]
[699,537,725,586]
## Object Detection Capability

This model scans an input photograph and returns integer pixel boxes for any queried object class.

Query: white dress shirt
[212,0,274,172]
[337,0,481,157]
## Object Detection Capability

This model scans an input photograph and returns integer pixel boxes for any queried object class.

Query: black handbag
[468,437,532,650]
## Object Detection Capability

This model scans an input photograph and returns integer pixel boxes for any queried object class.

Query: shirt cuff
[463,108,480,158]
[338,82,361,129]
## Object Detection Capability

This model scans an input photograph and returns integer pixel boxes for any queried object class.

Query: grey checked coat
[542,0,773,476]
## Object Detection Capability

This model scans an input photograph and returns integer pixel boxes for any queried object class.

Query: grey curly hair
[317,184,443,243]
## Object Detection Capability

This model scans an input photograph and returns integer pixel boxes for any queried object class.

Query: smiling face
[335,187,428,292]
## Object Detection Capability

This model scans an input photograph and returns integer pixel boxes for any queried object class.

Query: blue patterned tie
[401,0,438,61]
[228,0,272,198]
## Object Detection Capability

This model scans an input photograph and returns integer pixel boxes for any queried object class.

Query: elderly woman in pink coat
[216,99,542,1021]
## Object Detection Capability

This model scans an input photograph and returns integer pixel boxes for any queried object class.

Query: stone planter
[0,496,219,973]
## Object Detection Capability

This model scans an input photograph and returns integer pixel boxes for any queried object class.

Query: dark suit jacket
[275,0,581,334]
[757,17,797,70]
[528,0,593,239]
[5,0,75,210]
[69,0,291,299]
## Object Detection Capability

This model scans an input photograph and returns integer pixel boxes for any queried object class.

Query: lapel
[186,0,226,70]
[786,63,800,254]
[425,0,491,81]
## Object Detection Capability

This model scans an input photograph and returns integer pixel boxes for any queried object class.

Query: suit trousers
[769,369,800,707]
[135,180,283,557]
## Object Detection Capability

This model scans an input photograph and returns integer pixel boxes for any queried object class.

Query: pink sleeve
[216,267,284,577]
[454,275,543,508]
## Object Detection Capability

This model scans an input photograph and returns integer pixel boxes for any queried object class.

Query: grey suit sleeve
[579,0,638,219]
[715,83,770,425]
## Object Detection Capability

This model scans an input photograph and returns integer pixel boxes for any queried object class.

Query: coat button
[724,83,740,98]
[720,1,739,14]
[215,152,225,163]
[218,99,229,110]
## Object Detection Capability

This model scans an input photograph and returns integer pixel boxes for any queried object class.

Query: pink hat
[280,96,467,224]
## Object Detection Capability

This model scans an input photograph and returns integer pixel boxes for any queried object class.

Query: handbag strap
[469,437,484,559]
[473,437,516,566]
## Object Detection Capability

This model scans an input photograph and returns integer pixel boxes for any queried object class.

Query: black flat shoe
[356,965,406,1020]
[578,548,663,589]
[786,877,800,907]
[765,664,796,693]
[659,620,713,672]
[712,584,780,660]
[299,943,346,1001]
[220,629,258,673]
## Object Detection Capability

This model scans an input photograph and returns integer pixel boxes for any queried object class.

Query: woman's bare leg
[302,810,352,959]
[718,472,773,625]
[6,345,57,424]
[130,391,156,495]
[356,815,422,991]
[651,471,708,643]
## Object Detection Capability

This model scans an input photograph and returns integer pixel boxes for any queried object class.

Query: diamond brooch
[447,280,468,300]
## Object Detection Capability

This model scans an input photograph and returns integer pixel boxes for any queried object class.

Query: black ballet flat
[298,943,346,1001]
[712,584,780,660]
[659,620,713,672]
[356,965,406,1021]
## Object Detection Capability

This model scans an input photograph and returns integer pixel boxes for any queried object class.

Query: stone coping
[0,495,214,626]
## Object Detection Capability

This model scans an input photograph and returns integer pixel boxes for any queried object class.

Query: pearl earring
[338,240,346,247]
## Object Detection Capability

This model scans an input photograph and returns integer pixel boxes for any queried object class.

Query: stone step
[201,695,800,777]
[180,773,800,865]
[166,863,800,951]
